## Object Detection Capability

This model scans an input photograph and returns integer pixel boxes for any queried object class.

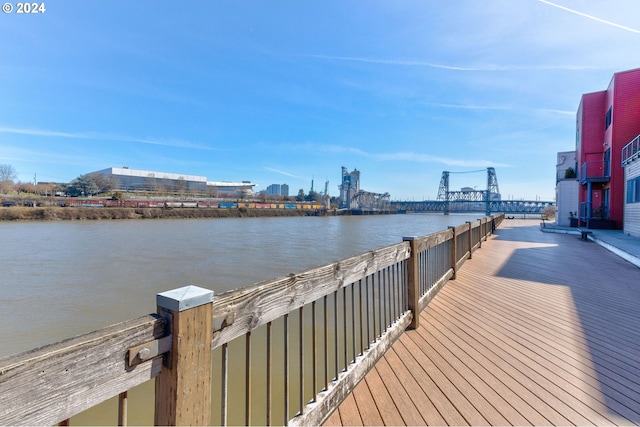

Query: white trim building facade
[623,135,640,237]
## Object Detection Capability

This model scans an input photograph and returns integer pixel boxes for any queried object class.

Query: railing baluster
[246,331,251,426]
[333,290,338,380]
[284,313,289,425]
[393,263,398,321]
[221,342,228,426]
[358,279,364,356]
[382,269,388,332]
[323,295,328,389]
[118,391,127,426]
[351,283,356,363]
[266,321,272,426]
[404,259,409,311]
[365,276,370,348]
[377,273,381,336]
[311,301,317,401]
[299,307,304,416]
[343,287,348,370]
[371,274,378,342]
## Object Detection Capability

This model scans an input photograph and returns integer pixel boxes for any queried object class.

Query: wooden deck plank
[351,374,384,426]
[404,331,511,426]
[330,392,361,426]
[425,298,596,425]
[322,406,343,427]
[447,275,640,419]
[363,367,406,426]
[390,339,469,426]
[420,314,563,426]
[373,355,426,426]
[432,290,614,425]
[325,221,640,426]
[410,324,531,426]
[382,347,447,426]
[458,261,640,367]
[397,335,488,426]
[457,275,640,374]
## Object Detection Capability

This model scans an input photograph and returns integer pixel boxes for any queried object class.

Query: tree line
[0,164,114,197]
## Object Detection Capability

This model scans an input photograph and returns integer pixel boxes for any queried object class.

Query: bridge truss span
[391,199,553,215]
[392,167,554,215]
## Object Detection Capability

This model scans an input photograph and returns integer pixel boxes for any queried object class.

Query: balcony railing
[622,134,640,166]
[580,160,610,185]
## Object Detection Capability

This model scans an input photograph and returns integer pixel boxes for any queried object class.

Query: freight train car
[56,198,324,211]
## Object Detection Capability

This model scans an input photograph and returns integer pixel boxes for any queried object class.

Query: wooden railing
[0,214,503,426]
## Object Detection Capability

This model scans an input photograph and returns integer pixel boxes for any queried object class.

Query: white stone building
[555,151,579,227]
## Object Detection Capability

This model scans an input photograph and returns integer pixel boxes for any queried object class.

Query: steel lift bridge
[391,167,554,216]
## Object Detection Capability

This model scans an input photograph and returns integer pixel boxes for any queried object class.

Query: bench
[577,229,593,240]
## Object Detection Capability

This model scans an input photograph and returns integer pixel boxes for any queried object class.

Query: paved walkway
[541,221,640,268]
[325,219,640,426]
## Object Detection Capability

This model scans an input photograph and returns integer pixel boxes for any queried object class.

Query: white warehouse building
[89,167,257,197]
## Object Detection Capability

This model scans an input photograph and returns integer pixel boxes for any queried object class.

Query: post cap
[157,285,214,312]
[403,236,418,241]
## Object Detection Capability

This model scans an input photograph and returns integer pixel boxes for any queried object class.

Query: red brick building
[576,68,640,229]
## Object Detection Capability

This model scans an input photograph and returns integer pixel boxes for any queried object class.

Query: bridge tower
[437,171,450,214]
[486,167,500,199]
[485,167,501,215]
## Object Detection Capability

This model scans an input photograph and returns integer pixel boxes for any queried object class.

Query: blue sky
[1,0,639,201]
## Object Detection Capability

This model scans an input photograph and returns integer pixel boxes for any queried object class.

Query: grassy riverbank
[0,206,327,221]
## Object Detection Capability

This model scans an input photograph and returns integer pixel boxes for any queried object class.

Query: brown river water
[0,213,483,424]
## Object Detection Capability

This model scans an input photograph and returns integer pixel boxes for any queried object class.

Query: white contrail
[0,126,211,150]
[537,0,640,34]
[307,54,596,71]
[306,54,482,70]
[264,167,301,179]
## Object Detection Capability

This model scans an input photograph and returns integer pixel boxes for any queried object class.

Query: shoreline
[0,206,330,221]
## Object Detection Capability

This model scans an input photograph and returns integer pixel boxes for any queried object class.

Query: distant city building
[89,167,256,197]
[266,184,281,196]
[266,183,289,197]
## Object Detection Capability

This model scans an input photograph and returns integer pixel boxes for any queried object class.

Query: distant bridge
[390,199,554,215]
[391,168,554,216]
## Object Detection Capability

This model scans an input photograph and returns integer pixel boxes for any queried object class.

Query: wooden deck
[324,220,640,426]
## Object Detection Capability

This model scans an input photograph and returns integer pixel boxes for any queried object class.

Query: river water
[0,213,483,423]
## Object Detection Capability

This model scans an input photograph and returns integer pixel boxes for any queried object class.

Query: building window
[628,177,640,203]
[605,106,612,130]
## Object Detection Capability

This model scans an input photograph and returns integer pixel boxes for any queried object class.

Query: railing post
[466,221,472,259]
[154,285,214,426]
[403,236,420,330]
[448,226,457,280]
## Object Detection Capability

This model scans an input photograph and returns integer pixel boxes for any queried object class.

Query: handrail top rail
[0,314,164,368]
